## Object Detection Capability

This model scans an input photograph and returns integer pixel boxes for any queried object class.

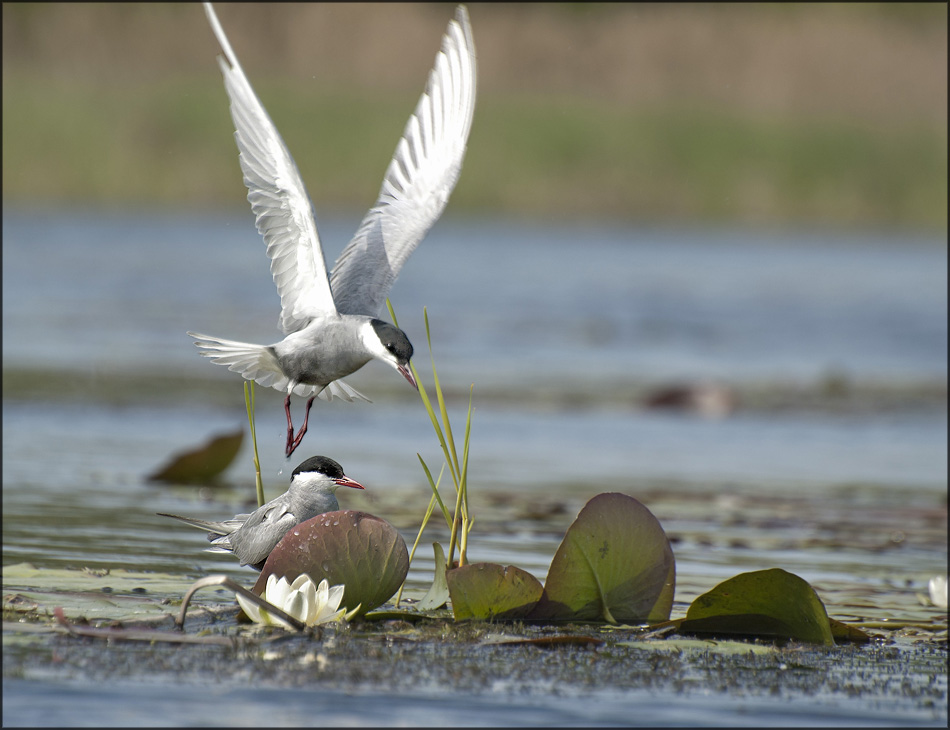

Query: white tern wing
[204,2,337,334]
[329,5,477,317]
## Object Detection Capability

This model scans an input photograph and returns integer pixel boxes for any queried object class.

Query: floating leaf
[482,635,604,648]
[446,563,543,621]
[829,617,872,644]
[417,542,450,611]
[254,510,408,618]
[617,638,775,655]
[529,492,675,624]
[679,568,835,646]
[1,563,208,624]
[146,429,243,484]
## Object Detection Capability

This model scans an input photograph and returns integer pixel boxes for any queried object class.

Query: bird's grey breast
[273,317,373,386]
[291,487,340,522]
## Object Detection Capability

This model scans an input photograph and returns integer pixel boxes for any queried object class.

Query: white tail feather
[187,331,370,402]
[318,379,371,403]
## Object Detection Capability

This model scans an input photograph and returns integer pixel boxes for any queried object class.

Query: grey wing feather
[223,500,296,567]
[203,3,337,334]
[330,5,477,317]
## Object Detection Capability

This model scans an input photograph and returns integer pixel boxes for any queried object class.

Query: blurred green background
[2,2,946,230]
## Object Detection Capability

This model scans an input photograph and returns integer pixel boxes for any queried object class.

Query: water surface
[3,209,947,725]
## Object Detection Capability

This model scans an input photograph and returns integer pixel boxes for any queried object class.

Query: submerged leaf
[483,635,604,648]
[529,493,675,624]
[679,568,835,646]
[617,638,775,655]
[2,563,205,624]
[254,511,408,618]
[447,563,543,621]
[146,429,243,484]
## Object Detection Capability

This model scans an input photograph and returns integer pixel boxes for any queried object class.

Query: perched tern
[158,455,365,570]
[190,3,477,457]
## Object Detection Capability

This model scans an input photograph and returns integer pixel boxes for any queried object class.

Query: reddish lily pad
[254,510,408,617]
[447,563,543,621]
[147,429,243,484]
[528,492,675,624]
[679,568,835,646]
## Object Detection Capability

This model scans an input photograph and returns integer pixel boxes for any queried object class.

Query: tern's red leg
[286,396,316,458]
[284,395,295,455]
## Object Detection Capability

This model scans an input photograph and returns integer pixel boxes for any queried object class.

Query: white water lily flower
[236,574,359,629]
[928,575,948,609]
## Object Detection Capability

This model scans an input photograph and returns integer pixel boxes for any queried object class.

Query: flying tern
[190,3,477,456]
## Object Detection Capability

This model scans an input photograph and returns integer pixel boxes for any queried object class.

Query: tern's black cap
[292,455,346,480]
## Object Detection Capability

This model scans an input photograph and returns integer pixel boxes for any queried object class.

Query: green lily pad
[679,568,835,646]
[146,428,243,484]
[3,563,194,597]
[829,617,872,644]
[254,510,409,618]
[528,492,675,624]
[1,563,209,625]
[446,563,543,621]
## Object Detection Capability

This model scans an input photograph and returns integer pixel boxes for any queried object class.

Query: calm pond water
[2,208,947,725]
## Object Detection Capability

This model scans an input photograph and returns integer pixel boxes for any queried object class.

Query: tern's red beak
[398,364,418,390]
[335,476,365,490]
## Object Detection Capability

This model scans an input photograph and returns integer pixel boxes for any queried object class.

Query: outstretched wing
[204,2,337,334]
[329,5,477,317]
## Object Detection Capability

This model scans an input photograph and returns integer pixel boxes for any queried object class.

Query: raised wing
[204,2,337,334]
[329,5,477,317]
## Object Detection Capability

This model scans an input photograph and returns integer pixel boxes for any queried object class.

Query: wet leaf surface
[446,563,543,620]
[680,568,835,645]
[529,493,675,624]
[1,562,230,626]
[3,562,195,597]
[829,617,872,644]
[254,511,409,617]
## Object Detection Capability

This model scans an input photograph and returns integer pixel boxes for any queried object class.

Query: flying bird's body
[158,456,365,571]
[191,3,477,456]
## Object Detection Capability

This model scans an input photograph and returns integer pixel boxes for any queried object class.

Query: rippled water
[3,208,947,725]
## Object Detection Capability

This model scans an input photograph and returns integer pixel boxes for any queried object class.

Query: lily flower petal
[929,575,948,609]
[236,573,353,629]
[326,583,345,612]
[284,589,309,625]
[290,574,312,592]
[268,575,294,608]
[298,578,318,624]
[235,590,263,624]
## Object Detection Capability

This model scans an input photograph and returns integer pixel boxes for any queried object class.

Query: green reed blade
[243,381,264,508]
[417,454,453,529]
[424,307,461,487]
